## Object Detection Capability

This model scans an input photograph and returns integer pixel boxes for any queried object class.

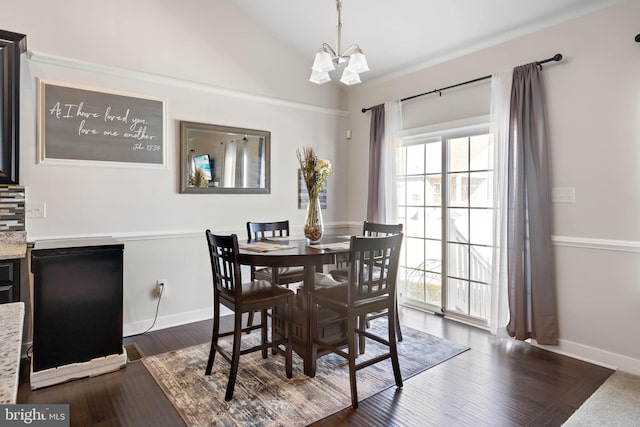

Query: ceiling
[228,0,620,84]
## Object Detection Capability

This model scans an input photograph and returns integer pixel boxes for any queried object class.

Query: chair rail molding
[25,222,351,243]
[551,235,640,253]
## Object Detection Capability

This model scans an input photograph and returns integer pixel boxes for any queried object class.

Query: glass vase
[304,196,324,244]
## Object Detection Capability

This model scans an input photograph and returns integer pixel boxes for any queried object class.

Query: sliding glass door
[397,125,493,326]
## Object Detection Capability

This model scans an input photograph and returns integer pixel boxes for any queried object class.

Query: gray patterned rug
[142,321,468,426]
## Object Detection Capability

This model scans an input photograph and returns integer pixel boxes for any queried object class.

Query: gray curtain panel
[506,63,559,345]
[367,104,385,222]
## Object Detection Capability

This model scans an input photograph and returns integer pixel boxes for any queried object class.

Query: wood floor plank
[17,307,613,426]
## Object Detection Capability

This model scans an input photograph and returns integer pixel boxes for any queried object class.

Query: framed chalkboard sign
[37,79,166,166]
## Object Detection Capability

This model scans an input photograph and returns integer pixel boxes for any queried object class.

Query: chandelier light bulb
[339,67,361,86]
[309,69,332,85]
[346,49,369,74]
[311,49,336,73]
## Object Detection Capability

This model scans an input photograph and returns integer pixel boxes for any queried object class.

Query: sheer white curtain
[489,70,512,336]
[383,101,402,224]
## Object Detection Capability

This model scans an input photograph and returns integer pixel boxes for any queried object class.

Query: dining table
[237,235,351,377]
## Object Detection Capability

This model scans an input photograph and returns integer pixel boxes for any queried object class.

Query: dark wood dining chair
[330,221,404,351]
[204,230,293,401]
[246,220,305,286]
[310,233,404,409]
[245,221,306,329]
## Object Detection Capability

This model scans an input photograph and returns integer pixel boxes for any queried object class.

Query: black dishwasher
[31,237,124,373]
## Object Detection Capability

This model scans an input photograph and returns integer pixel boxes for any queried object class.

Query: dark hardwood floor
[17,307,613,426]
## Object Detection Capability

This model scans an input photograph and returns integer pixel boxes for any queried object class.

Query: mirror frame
[179,121,271,194]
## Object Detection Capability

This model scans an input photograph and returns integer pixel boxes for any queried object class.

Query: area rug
[142,322,468,427]
[563,370,640,426]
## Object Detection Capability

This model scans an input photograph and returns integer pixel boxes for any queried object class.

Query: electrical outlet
[156,279,167,298]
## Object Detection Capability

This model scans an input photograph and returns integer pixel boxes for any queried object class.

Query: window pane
[425,175,442,206]
[406,144,425,174]
[424,208,441,239]
[448,137,468,172]
[469,209,493,246]
[403,266,424,301]
[424,239,442,273]
[447,172,468,207]
[405,237,425,270]
[425,272,442,305]
[469,171,492,208]
[406,176,424,205]
[447,278,469,314]
[425,141,442,173]
[469,245,492,283]
[447,242,469,280]
[470,134,492,170]
[469,281,491,318]
[405,207,424,238]
[447,208,468,243]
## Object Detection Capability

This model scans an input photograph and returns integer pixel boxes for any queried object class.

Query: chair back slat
[363,221,403,262]
[363,221,403,237]
[206,230,242,296]
[348,233,403,303]
[247,220,291,240]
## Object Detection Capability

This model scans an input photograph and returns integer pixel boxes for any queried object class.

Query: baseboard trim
[532,338,640,376]
[122,307,224,337]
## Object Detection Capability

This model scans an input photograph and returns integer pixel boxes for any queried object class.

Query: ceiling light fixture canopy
[309,0,369,86]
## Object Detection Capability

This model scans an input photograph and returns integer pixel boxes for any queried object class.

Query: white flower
[315,159,332,174]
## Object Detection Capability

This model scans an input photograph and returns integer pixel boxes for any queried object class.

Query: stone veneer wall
[0,186,25,231]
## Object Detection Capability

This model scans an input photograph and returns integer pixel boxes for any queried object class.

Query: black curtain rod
[361,53,563,113]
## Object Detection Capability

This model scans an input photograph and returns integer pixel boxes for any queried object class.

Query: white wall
[347,0,640,374]
[6,0,640,376]
[1,0,350,337]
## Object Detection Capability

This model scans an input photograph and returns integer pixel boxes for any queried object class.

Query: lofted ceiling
[228,0,621,84]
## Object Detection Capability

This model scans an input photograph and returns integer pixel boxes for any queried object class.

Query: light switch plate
[552,187,575,203]
[26,202,46,218]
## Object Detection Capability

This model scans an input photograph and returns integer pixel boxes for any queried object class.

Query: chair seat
[329,265,382,283]
[220,280,294,306]
[255,266,305,283]
[312,283,390,311]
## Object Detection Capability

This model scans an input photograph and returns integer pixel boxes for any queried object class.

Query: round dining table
[237,235,351,377]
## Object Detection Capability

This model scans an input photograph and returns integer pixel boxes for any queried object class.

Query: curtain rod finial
[635,34,640,43]
[553,53,563,61]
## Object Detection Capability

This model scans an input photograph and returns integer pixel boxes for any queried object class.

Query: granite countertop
[0,231,27,260]
[0,244,26,260]
[0,301,25,404]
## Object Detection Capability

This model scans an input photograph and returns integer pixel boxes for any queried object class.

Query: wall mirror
[180,121,270,194]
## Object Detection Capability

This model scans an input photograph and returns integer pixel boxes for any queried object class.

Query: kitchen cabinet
[0,30,26,185]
